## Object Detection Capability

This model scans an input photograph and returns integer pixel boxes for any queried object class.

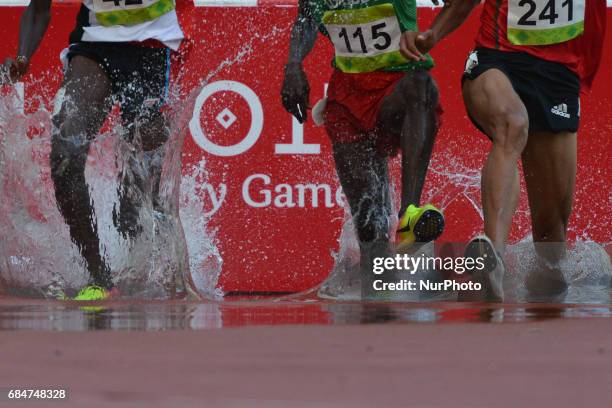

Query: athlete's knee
[491,109,528,156]
[50,134,89,181]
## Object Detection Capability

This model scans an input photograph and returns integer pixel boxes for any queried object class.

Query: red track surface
[1,297,611,407]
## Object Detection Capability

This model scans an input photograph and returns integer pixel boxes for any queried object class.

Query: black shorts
[66,41,172,124]
[462,47,580,136]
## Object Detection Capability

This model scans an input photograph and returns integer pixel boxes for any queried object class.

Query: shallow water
[1,292,612,331]
[321,239,612,302]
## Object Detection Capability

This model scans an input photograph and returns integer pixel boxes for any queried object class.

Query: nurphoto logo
[371,253,486,292]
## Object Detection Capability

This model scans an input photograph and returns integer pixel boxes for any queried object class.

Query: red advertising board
[0,1,610,293]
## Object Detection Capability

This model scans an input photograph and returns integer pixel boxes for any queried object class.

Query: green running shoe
[396,203,445,248]
[57,285,111,301]
[73,285,110,301]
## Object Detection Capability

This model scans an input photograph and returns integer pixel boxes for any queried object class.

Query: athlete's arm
[281,0,318,124]
[1,0,52,83]
[400,0,480,61]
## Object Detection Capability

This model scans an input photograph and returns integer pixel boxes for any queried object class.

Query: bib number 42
[93,0,156,11]
[102,0,144,5]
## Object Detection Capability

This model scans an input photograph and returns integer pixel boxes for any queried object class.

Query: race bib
[507,0,585,45]
[323,3,407,73]
[92,0,175,27]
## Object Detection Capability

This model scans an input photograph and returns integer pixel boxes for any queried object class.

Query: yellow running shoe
[58,285,110,301]
[56,286,117,313]
[396,204,445,247]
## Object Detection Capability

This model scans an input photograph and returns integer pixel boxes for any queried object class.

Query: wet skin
[463,69,575,295]
[396,0,577,298]
[4,0,171,289]
[281,0,440,283]
[50,56,169,289]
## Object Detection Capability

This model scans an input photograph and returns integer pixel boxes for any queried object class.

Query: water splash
[319,151,612,304]
[0,78,220,299]
[179,158,223,299]
[0,18,296,300]
[505,238,612,303]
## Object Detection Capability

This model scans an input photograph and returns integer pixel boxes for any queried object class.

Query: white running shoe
[459,235,505,302]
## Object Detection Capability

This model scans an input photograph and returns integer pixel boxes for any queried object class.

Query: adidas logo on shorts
[551,103,571,119]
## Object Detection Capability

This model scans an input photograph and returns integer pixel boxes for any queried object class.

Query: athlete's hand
[1,57,29,84]
[281,62,310,124]
[400,30,438,62]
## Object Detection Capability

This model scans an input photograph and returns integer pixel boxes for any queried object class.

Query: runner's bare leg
[379,70,440,209]
[522,130,575,294]
[462,69,529,254]
[50,55,113,288]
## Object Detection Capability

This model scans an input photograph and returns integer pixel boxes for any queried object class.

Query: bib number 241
[515,0,576,26]
[507,0,585,45]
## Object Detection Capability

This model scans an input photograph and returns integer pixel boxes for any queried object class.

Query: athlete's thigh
[56,55,112,137]
[118,69,168,150]
[462,69,527,142]
[378,70,437,135]
[521,131,577,219]
[117,47,170,148]
[391,69,438,104]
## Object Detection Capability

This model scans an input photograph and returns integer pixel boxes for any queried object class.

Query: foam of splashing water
[0,79,221,299]
[179,158,223,299]
[319,156,612,304]
[505,238,612,303]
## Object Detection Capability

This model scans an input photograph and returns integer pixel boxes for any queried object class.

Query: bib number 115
[337,22,392,54]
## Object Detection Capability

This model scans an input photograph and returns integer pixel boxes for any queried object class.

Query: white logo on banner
[215,107,237,129]
[190,80,264,157]
[190,80,322,157]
